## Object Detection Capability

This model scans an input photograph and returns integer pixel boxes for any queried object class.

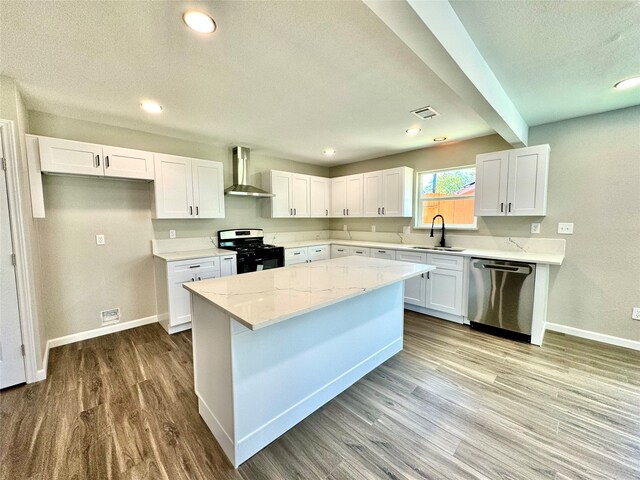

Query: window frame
[414,165,478,230]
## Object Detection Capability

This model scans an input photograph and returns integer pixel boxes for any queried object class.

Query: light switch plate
[632,308,640,321]
[531,223,541,234]
[169,229,176,239]
[96,234,105,245]
[557,223,574,234]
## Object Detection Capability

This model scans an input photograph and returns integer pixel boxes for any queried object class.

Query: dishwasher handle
[473,261,532,275]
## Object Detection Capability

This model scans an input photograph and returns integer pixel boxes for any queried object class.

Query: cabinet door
[426,269,463,315]
[169,270,198,327]
[382,167,410,217]
[474,151,509,216]
[153,154,194,218]
[38,136,103,176]
[291,174,310,217]
[271,171,293,218]
[371,248,396,260]
[363,171,383,217]
[103,146,154,180]
[506,145,549,216]
[285,248,308,265]
[346,174,364,216]
[397,251,427,307]
[220,255,237,277]
[192,159,225,218]
[309,176,330,217]
[331,177,347,217]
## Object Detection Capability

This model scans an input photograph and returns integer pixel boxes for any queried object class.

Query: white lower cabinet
[285,245,330,265]
[331,245,370,258]
[155,255,236,334]
[396,251,428,307]
[425,269,464,315]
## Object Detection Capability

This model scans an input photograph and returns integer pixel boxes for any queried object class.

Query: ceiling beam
[364,0,528,146]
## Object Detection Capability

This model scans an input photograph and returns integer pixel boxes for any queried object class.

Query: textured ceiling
[0,0,492,165]
[450,0,640,126]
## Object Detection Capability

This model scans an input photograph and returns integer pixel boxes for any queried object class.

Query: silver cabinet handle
[343,209,345,215]
[421,273,424,278]
[378,250,386,253]
[346,208,349,215]
[188,265,201,269]
[500,203,504,213]
[223,256,233,260]
[198,276,202,281]
[508,203,512,213]
[196,206,199,215]
[326,209,328,216]
[378,207,381,215]
[382,207,385,215]
[191,277,195,282]
[189,206,193,215]
[294,208,297,215]
[290,208,293,216]
[293,252,301,255]
[95,154,100,167]
[427,272,430,280]
[105,156,110,168]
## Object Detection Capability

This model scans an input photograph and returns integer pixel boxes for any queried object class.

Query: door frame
[1,119,40,383]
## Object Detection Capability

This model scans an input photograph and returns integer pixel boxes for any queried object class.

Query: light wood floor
[2,312,639,479]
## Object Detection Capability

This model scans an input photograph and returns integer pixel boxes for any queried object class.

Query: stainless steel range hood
[224,146,274,197]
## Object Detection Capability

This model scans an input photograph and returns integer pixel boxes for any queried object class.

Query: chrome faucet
[430,215,446,248]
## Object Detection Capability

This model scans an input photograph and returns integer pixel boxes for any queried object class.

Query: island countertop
[183,256,434,330]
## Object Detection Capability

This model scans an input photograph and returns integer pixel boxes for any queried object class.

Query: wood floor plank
[1,317,638,480]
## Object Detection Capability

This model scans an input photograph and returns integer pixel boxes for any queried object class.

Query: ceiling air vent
[410,106,440,120]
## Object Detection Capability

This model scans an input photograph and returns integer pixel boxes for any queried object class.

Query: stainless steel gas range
[217,229,285,274]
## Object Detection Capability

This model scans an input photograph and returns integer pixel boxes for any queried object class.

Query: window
[415,165,477,229]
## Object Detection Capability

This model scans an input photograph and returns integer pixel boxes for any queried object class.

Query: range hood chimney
[224,146,274,197]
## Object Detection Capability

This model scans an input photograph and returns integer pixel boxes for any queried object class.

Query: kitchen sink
[411,246,466,252]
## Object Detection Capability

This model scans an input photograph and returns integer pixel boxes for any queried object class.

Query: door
[426,269,463,315]
[291,174,310,217]
[103,146,154,180]
[153,154,194,218]
[397,251,427,307]
[506,145,549,216]
[1,139,26,388]
[363,171,383,217]
[331,177,347,217]
[382,167,406,217]
[309,176,330,217]
[271,171,293,218]
[38,136,103,176]
[192,159,225,218]
[346,174,363,216]
[474,151,509,216]
[220,255,237,277]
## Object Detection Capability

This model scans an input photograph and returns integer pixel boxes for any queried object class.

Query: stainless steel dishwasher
[468,258,536,341]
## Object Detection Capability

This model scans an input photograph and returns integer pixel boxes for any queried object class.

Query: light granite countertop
[277,239,564,265]
[183,256,434,330]
[154,248,237,262]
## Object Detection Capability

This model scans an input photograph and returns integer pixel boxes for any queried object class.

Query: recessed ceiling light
[141,101,163,114]
[183,10,216,34]
[405,128,421,136]
[614,76,640,89]
[433,136,447,142]
[324,148,335,156]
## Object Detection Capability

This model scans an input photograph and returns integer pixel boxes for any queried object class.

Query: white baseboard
[545,323,640,351]
[38,315,159,381]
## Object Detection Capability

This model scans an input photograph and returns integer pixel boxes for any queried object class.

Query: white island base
[191,281,404,467]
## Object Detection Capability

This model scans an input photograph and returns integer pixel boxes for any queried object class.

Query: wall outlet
[531,223,541,234]
[169,229,176,239]
[101,308,120,326]
[557,223,574,234]
[632,308,640,321]
[96,234,105,245]
[343,225,348,231]
[371,225,376,233]
[403,226,411,235]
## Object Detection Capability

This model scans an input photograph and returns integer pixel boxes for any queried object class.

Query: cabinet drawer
[371,248,397,261]
[331,245,351,258]
[308,245,329,261]
[168,257,219,275]
[351,247,370,257]
[285,248,308,265]
[396,251,427,264]
[426,253,464,271]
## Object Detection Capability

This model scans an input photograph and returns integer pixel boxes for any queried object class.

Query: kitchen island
[183,256,434,467]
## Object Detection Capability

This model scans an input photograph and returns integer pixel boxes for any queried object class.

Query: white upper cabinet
[309,176,330,217]
[363,167,413,217]
[39,136,154,180]
[153,153,225,219]
[265,170,310,217]
[345,174,364,217]
[192,159,225,218]
[331,176,347,217]
[475,144,550,216]
[103,146,154,180]
[39,136,104,176]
